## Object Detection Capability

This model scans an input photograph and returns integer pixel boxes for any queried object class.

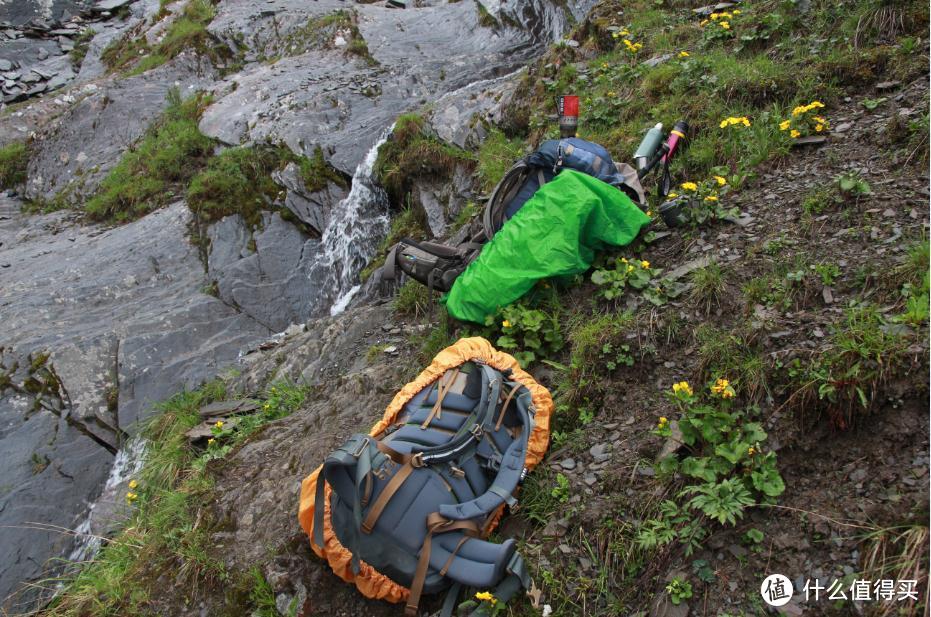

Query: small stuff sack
[382,238,482,293]
[299,338,553,616]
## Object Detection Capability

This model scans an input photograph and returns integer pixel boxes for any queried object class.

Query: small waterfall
[304,127,393,316]
[67,438,147,564]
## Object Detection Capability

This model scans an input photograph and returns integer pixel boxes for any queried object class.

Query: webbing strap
[361,462,413,534]
[440,582,462,617]
[494,383,522,431]
[406,514,482,616]
[421,367,461,430]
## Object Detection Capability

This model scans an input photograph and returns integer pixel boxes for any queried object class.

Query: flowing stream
[304,127,394,317]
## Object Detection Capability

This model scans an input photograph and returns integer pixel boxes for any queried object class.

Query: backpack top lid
[528,137,628,188]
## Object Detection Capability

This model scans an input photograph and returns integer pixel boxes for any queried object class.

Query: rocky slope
[0,0,592,608]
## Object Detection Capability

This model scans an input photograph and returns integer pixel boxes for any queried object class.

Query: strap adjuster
[411,452,425,468]
[351,437,370,458]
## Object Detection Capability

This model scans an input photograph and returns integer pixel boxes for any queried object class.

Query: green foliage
[836,171,872,196]
[374,113,475,207]
[69,28,96,68]
[591,256,660,301]
[696,324,768,400]
[298,146,347,192]
[86,89,214,221]
[667,175,738,227]
[0,141,28,189]
[814,262,841,286]
[517,466,563,525]
[551,472,571,503]
[483,300,564,366]
[640,380,784,554]
[896,240,930,326]
[665,577,693,605]
[476,129,525,192]
[393,280,433,317]
[248,567,279,617]
[785,303,920,426]
[801,186,836,215]
[283,10,374,64]
[690,261,726,313]
[186,145,288,225]
[861,96,887,110]
[568,311,638,381]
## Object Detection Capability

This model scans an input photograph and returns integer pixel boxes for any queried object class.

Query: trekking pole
[657,120,689,197]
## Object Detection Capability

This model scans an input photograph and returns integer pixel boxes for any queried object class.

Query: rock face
[0,0,594,606]
[0,199,270,608]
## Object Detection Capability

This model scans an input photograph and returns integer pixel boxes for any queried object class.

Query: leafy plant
[0,141,28,189]
[639,379,784,554]
[665,577,693,605]
[664,175,738,227]
[814,262,841,286]
[836,171,872,196]
[592,257,660,300]
[484,301,563,366]
[861,97,887,110]
[551,472,571,503]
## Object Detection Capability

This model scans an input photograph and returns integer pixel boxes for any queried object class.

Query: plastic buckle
[350,437,370,458]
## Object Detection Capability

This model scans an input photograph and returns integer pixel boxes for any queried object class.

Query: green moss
[476,1,500,28]
[100,28,150,72]
[104,0,223,75]
[69,28,96,68]
[281,10,376,65]
[186,146,285,226]
[374,113,475,207]
[85,89,214,222]
[298,146,347,192]
[0,141,28,189]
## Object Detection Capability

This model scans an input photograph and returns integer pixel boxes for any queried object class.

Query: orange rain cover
[297,337,554,603]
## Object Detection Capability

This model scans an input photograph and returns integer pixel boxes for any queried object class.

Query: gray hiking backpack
[313,360,535,616]
[377,138,646,293]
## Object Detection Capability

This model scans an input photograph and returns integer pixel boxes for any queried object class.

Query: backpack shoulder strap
[482,158,534,240]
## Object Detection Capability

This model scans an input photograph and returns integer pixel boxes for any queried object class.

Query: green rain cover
[444,169,652,324]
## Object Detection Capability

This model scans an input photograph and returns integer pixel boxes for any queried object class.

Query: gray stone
[0,59,11,71]
[273,162,346,234]
[560,457,577,470]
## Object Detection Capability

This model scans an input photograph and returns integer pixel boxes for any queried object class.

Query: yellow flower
[128,479,138,489]
[215,420,224,429]
[502,320,511,328]
[646,210,654,217]
[790,129,800,138]
[672,381,693,396]
[747,446,755,455]
[732,8,741,14]
[779,119,791,131]
[640,260,650,268]
[126,492,137,502]
[619,29,630,36]
[815,124,824,132]
[711,378,736,399]
[657,416,669,428]
[680,181,698,191]
[612,32,619,38]
[700,19,709,26]
[667,192,678,198]
[704,195,718,202]
[678,51,690,58]
[475,591,497,605]
[627,265,635,273]
[719,21,730,29]
[621,257,628,263]
[809,101,824,108]
[713,175,727,186]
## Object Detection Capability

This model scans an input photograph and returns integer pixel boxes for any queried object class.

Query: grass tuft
[85,89,214,222]
[0,141,29,189]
